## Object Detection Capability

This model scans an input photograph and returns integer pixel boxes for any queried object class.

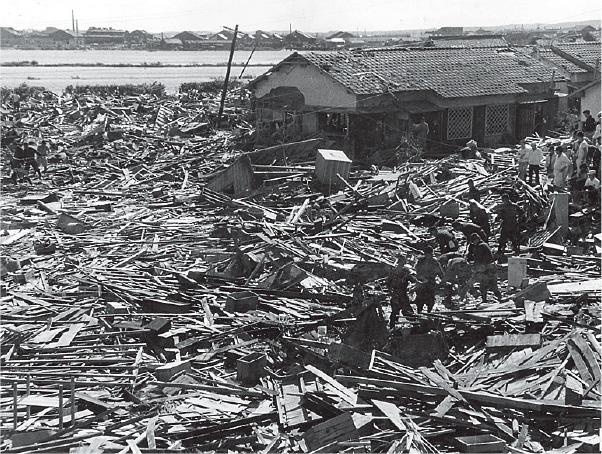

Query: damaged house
[249,47,568,157]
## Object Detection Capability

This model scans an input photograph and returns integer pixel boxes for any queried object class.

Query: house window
[485,104,509,136]
[447,107,473,140]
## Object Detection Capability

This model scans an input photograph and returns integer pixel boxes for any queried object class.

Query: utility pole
[217,24,238,128]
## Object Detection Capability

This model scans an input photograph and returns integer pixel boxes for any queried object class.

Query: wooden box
[236,352,266,384]
[303,412,359,451]
[315,149,351,188]
[455,434,506,453]
[225,291,258,312]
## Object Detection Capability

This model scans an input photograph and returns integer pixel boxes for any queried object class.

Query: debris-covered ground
[0,83,600,453]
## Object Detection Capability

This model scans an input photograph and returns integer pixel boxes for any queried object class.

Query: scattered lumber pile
[0,88,600,453]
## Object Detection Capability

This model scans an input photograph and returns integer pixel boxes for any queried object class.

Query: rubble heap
[0,85,600,453]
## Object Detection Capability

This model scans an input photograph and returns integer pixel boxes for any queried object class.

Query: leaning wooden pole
[217,24,238,128]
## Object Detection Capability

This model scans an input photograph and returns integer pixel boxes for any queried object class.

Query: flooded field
[0,49,290,93]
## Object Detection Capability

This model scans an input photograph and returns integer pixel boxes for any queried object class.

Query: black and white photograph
[0,1,601,452]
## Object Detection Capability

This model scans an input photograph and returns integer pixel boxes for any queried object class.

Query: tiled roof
[295,47,565,98]
[431,37,507,48]
[552,42,601,69]
[539,49,588,74]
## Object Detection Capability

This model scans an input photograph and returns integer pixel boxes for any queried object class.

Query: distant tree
[582,31,596,42]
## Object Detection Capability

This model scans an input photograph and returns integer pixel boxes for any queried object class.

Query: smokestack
[76,20,79,36]
[72,10,75,32]
[290,23,292,35]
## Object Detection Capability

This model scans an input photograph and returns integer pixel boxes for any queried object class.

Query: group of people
[385,190,522,327]
[8,139,50,184]
[516,112,601,206]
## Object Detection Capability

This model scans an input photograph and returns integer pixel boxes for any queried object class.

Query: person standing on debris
[494,193,521,256]
[575,131,589,172]
[593,112,601,145]
[8,142,28,184]
[463,233,502,305]
[442,256,473,308]
[429,226,459,254]
[12,92,20,111]
[527,142,544,186]
[517,139,530,181]
[469,200,491,239]
[583,110,596,139]
[466,179,481,202]
[413,117,429,152]
[552,146,571,190]
[386,255,417,326]
[414,246,443,313]
[584,170,600,205]
[23,140,42,179]
[37,140,49,173]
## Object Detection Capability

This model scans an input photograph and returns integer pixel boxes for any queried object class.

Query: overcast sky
[3,0,600,33]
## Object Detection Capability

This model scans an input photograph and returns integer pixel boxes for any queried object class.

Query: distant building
[251,30,284,49]
[283,30,321,49]
[432,27,463,36]
[427,34,507,48]
[172,31,208,49]
[128,30,155,47]
[47,29,83,48]
[160,38,183,50]
[84,27,126,45]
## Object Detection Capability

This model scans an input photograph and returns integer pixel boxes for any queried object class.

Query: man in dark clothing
[494,193,521,255]
[386,255,417,326]
[466,179,481,202]
[24,141,42,179]
[442,256,472,308]
[429,226,459,254]
[583,110,596,139]
[469,200,490,238]
[452,221,487,242]
[463,233,502,304]
[414,246,443,313]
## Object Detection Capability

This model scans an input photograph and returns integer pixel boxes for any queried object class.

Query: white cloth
[585,177,601,191]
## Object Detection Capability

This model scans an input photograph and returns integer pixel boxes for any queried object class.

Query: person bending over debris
[463,233,502,305]
[494,193,522,256]
[468,200,490,239]
[465,179,481,202]
[414,246,443,313]
[451,220,487,242]
[442,256,472,308]
[428,226,459,254]
[24,140,42,179]
[386,255,417,326]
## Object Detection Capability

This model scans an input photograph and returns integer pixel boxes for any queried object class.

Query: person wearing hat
[414,246,443,313]
[462,233,502,305]
[442,255,472,308]
[493,193,522,256]
[552,145,571,190]
[584,170,600,206]
[428,225,459,254]
[386,254,417,326]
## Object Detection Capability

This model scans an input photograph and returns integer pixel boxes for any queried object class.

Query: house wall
[254,64,357,109]
[581,82,601,118]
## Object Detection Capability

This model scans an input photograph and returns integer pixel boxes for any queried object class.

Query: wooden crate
[225,291,258,312]
[315,149,351,189]
[236,352,266,384]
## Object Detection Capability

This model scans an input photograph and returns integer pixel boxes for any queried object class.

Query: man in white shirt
[584,170,600,205]
[528,142,544,186]
[575,131,589,173]
[552,146,571,189]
